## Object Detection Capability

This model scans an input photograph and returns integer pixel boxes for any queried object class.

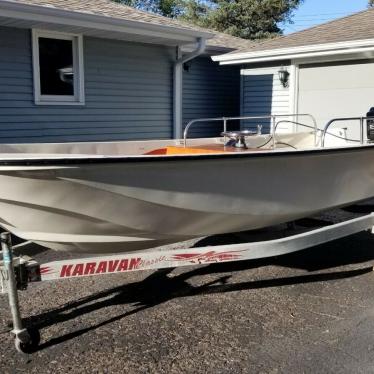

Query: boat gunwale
[0,143,373,166]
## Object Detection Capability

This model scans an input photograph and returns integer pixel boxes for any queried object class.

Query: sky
[282,0,370,34]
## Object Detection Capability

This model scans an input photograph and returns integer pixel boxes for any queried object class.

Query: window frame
[32,29,85,105]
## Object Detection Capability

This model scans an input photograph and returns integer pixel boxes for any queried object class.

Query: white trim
[294,63,300,122]
[288,63,297,113]
[288,62,300,132]
[217,45,374,65]
[77,33,85,105]
[288,63,295,131]
[32,29,85,106]
[213,38,374,63]
[295,52,374,65]
[241,67,283,75]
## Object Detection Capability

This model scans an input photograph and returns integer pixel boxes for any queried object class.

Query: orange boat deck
[145,144,264,155]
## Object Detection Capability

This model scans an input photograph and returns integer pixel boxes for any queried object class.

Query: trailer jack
[1,233,40,353]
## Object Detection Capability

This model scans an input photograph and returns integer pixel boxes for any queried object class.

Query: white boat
[0,114,372,254]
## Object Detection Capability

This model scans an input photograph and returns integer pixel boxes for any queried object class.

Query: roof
[7,0,212,35]
[213,8,374,63]
[0,0,213,46]
[0,0,253,51]
[206,31,257,52]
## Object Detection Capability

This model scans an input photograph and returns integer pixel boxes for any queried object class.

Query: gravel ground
[2,205,374,373]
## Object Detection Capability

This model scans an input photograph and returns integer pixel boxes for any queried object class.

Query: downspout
[173,37,206,139]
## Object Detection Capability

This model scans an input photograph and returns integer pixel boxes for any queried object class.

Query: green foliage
[114,0,183,17]
[369,0,374,7]
[114,0,303,39]
[184,0,302,39]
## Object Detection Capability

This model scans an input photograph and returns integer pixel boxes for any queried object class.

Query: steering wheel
[221,130,259,148]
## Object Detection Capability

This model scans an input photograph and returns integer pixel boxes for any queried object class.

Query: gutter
[212,38,374,65]
[173,38,206,139]
[217,45,374,65]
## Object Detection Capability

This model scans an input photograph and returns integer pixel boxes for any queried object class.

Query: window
[32,30,84,105]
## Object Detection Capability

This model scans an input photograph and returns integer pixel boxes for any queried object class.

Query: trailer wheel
[15,328,40,354]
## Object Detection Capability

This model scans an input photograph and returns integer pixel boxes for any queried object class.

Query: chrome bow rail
[321,116,372,147]
[183,114,318,148]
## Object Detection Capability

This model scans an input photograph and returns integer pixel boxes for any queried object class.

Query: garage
[213,8,374,141]
[297,60,374,138]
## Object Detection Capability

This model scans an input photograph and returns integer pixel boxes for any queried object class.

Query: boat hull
[0,145,373,253]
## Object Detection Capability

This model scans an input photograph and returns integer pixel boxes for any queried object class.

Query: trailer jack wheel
[14,328,40,354]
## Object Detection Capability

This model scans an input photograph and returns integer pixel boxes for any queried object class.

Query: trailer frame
[1,212,374,354]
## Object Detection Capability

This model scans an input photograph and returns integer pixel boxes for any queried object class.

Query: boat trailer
[1,212,374,354]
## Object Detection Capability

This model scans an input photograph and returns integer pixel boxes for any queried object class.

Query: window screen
[38,37,74,96]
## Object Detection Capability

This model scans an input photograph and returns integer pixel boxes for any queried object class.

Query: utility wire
[291,11,358,17]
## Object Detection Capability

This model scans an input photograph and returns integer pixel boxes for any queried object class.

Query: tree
[181,0,303,39]
[114,0,303,39]
[369,0,374,7]
[113,0,183,18]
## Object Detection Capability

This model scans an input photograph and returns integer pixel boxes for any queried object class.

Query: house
[213,8,374,138]
[182,32,255,138]
[0,0,254,143]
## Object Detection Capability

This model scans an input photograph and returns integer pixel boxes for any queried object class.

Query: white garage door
[298,60,374,139]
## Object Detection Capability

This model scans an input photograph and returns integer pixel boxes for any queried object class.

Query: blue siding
[183,57,240,138]
[0,26,240,143]
[0,26,174,143]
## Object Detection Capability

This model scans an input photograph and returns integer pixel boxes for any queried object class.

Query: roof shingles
[232,8,374,54]
[8,0,254,50]
[8,0,214,33]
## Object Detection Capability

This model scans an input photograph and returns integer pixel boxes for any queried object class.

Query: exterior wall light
[278,67,290,88]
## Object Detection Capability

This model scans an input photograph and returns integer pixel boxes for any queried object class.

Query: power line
[291,11,359,17]
[284,9,365,33]
[291,21,336,25]
[292,10,362,22]
[293,17,346,22]
[285,25,299,32]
